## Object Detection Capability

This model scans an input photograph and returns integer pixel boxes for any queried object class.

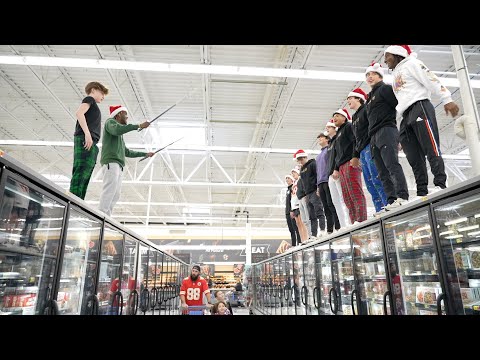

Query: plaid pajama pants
[339,162,367,223]
[69,136,99,199]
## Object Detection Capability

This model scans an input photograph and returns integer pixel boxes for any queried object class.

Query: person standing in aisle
[285,174,301,247]
[365,62,410,210]
[332,108,367,224]
[325,121,350,228]
[347,88,388,213]
[295,149,326,238]
[69,81,109,199]
[180,264,212,312]
[98,105,153,216]
[293,166,312,240]
[316,132,340,234]
[384,45,460,197]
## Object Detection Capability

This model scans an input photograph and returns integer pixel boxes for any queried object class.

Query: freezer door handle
[351,289,357,315]
[150,287,158,309]
[437,293,446,315]
[313,286,319,309]
[383,290,391,315]
[43,299,59,315]
[301,285,308,306]
[86,294,99,315]
[112,291,123,315]
[283,285,289,301]
[140,288,149,313]
[329,287,338,314]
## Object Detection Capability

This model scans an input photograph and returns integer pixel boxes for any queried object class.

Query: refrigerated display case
[292,251,306,315]
[96,225,123,315]
[383,209,444,315]
[302,247,317,315]
[314,242,333,315]
[351,226,390,315]
[56,206,101,315]
[330,237,354,315]
[433,190,480,315]
[0,171,66,315]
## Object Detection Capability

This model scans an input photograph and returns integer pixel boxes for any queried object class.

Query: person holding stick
[98,105,154,216]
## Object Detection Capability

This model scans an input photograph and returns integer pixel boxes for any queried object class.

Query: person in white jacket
[384,45,459,197]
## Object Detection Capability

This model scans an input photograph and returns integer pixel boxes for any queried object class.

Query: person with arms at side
[295,149,326,239]
[325,121,350,228]
[316,132,340,234]
[290,168,308,245]
[384,45,460,197]
[98,105,154,216]
[70,81,109,199]
[332,108,367,224]
[347,88,388,213]
[365,62,410,211]
[180,264,212,313]
[285,174,301,247]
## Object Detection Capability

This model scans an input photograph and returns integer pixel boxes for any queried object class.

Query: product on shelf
[415,286,440,305]
[453,250,470,269]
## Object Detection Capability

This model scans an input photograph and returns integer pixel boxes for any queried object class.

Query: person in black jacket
[365,63,409,210]
[332,108,367,224]
[285,174,301,247]
[347,88,388,213]
[295,149,326,238]
[293,164,312,240]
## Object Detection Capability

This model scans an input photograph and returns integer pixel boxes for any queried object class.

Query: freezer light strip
[457,225,480,232]
[444,234,464,239]
[439,230,454,236]
[467,231,480,236]
[444,217,468,226]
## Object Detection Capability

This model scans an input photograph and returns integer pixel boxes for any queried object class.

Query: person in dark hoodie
[331,108,367,224]
[285,174,301,247]
[295,149,326,238]
[292,161,312,240]
[365,62,409,211]
[347,87,388,213]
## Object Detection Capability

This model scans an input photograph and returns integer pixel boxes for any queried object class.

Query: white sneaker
[374,208,388,217]
[385,198,407,210]
[409,195,426,202]
[429,186,445,194]
[353,221,360,226]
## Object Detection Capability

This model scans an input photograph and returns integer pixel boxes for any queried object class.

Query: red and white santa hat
[291,168,300,175]
[347,88,368,102]
[293,149,308,160]
[285,174,294,182]
[384,45,412,59]
[109,105,128,118]
[333,108,351,121]
[365,62,384,78]
[325,120,337,129]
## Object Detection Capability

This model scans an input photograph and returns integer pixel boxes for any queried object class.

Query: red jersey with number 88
[180,276,210,306]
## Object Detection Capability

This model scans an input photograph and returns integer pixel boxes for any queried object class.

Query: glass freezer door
[56,207,101,315]
[351,226,389,315]
[0,173,65,315]
[96,226,123,315]
[434,192,480,315]
[331,237,354,315]
[293,251,306,315]
[383,209,441,315]
[284,255,295,315]
[303,247,318,315]
[314,243,333,315]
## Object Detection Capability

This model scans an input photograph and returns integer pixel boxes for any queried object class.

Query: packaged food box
[342,304,353,315]
[460,288,477,304]
[419,309,436,315]
[470,251,480,269]
[405,231,414,248]
[453,250,471,269]
[369,302,384,315]
[416,286,441,305]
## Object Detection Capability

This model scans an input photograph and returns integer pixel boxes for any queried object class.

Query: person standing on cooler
[180,265,212,312]
[384,45,460,197]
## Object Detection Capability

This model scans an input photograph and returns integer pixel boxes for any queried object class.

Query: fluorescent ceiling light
[86,201,284,208]
[113,215,284,222]
[0,55,478,88]
[155,245,245,250]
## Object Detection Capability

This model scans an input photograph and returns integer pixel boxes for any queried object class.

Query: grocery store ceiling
[0,45,479,230]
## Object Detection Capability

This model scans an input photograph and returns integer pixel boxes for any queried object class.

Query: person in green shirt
[98,105,153,216]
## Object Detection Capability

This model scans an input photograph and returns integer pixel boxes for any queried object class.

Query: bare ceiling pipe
[451,45,480,177]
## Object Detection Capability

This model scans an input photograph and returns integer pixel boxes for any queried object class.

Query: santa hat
[365,62,384,78]
[333,108,351,121]
[285,174,294,182]
[109,105,128,118]
[291,168,300,175]
[325,121,337,129]
[384,45,412,59]
[293,149,308,160]
[347,88,368,102]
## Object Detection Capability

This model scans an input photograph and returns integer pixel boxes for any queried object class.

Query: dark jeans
[305,191,325,235]
[318,183,340,232]
[286,213,301,247]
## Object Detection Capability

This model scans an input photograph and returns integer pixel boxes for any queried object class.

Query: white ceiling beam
[1,54,479,88]
[210,154,234,183]
[184,156,207,182]
[0,140,472,161]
